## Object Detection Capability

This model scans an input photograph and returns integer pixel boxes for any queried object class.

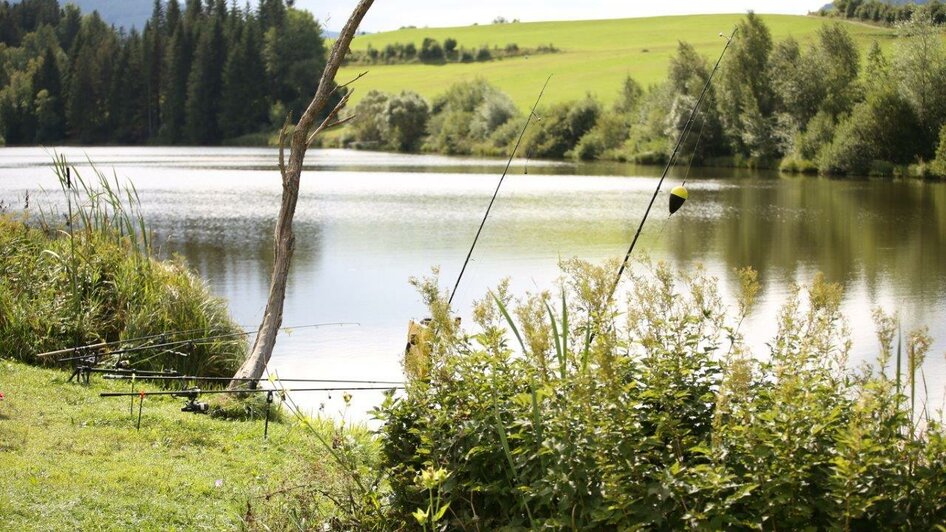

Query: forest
[0,0,332,145]
[821,0,946,25]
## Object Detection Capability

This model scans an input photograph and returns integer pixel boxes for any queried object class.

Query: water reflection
[1,147,943,420]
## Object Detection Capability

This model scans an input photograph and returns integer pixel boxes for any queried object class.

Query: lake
[1,147,945,421]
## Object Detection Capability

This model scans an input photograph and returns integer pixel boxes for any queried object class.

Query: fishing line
[40,322,361,361]
[606,28,737,302]
[681,108,708,188]
[99,386,404,398]
[640,106,711,258]
[449,74,553,307]
[101,375,404,385]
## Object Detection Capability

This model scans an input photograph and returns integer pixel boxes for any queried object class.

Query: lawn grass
[336,14,896,109]
[0,360,373,530]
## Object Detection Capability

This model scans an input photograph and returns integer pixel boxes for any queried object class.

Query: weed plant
[377,259,946,529]
[0,157,244,377]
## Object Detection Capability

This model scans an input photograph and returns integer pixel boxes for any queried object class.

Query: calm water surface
[2,147,945,420]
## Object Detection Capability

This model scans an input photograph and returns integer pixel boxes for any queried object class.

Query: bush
[933,123,946,177]
[573,131,604,160]
[425,80,516,155]
[523,96,601,159]
[348,90,390,148]
[820,89,922,176]
[0,161,244,376]
[779,156,819,174]
[377,260,946,529]
[384,91,430,152]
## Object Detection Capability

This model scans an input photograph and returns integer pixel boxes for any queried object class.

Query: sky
[296,0,829,32]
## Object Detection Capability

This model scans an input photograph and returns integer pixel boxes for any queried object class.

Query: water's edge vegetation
[0,160,245,376]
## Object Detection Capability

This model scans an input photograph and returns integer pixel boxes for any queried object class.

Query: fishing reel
[182,399,209,414]
[173,388,209,414]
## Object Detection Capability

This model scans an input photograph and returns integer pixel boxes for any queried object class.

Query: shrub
[426,80,516,155]
[419,38,444,62]
[523,96,601,159]
[933,123,946,177]
[377,260,946,529]
[779,156,819,174]
[348,90,390,148]
[384,91,429,152]
[819,88,923,176]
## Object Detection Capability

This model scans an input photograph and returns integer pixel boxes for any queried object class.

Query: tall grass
[0,157,245,377]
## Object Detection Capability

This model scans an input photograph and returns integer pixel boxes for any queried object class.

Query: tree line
[344,38,558,65]
[820,0,946,25]
[343,10,946,177]
[0,0,334,145]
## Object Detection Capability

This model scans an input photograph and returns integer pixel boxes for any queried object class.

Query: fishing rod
[102,385,404,437]
[101,386,404,398]
[101,375,405,385]
[607,28,737,301]
[448,74,553,307]
[36,325,236,359]
[39,322,360,361]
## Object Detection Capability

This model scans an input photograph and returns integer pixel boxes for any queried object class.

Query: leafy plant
[376,259,946,529]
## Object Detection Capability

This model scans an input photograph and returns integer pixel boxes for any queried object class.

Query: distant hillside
[336,14,895,110]
[65,1,340,34]
[66,0,152,30]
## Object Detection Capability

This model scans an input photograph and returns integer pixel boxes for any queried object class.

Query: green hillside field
[336,14,896,110]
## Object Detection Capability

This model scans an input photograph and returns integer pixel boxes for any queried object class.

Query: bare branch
[277,114,292,178]
[307,92,354,146]
[337,71,369,92]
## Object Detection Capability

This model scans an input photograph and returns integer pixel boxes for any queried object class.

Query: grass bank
[0,360,377,530]
[338,14,894,109]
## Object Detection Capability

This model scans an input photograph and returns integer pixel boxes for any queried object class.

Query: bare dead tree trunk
[229,0,374,389]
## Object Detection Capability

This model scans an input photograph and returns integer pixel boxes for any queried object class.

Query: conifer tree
[32,46,64,141]
[161,20,191,142]
[184,15,225,143]
[219,21,268,138]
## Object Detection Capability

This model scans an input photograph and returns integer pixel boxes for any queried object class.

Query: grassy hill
[337,14,896,110]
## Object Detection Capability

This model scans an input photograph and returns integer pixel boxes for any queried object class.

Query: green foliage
[377,260,946,529]
[933,123,946,176]
[823,0,946,26]
[0,159,244,376]
[348,90,390,148]
[219,23,268,139]
[0,0,328,145]
[263,8,328,121]
[424,79,518,155]
[384,91,430,152]
[523,96,600,159]
[348,90,430,152]
[820,89,922,175]
[892,7,946,154]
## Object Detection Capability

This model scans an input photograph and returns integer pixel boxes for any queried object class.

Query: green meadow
[337,14,895,109]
